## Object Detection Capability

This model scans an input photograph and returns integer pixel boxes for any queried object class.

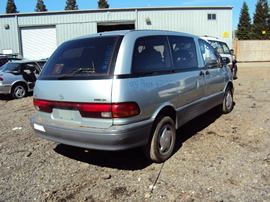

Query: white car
[201,36,237,79]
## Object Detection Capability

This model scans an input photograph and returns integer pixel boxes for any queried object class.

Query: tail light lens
[0,77,3,81]
[33,98,140,118]
[112,102,140,118]
[33,99,52,113]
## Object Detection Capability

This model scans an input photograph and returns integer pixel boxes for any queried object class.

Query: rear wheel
[221,86,233,114]
[144,116,176,163]
[11,84,27,99]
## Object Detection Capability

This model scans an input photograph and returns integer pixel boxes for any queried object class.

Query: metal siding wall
[0,16,20,54]
[17,10,136,46]
[17,11,136,26]
[0,8,232,55]
[137,8,232,47]
[56,22,96,45]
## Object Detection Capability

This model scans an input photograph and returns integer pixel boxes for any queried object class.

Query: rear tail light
[0,77,3,81]
[112,102,140,118]
[33,99,52,113]
[33,98,140,118]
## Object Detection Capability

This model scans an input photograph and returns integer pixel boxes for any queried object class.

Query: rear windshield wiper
[57,68,95,80]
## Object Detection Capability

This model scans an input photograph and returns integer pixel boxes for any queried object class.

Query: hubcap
[225,91,233,110]
[158,125,173,155]
[14,86,25,98]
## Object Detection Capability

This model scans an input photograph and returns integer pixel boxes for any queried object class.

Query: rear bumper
[0,84,11,94]
[30,115,153,151]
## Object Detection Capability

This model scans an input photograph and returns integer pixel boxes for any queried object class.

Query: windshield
[0,63,21,74]
[39,36,120,80]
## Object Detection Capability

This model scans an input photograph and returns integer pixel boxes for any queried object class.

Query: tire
[11,84,27,99]
[232,64,238,79]
[221,86,233,114]
[143,116,176,163]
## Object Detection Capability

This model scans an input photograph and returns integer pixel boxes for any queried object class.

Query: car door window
[168,36,198,70]
[199,40,220,68]
[220,42,230,54]
[1,63,20,74]
[23,63,38,82]
[209,40,223,54]
[132,36,172,73]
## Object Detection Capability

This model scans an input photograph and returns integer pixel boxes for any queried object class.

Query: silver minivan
[30,30,234,162]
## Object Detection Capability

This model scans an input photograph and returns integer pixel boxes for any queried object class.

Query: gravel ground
[0,62,269,201]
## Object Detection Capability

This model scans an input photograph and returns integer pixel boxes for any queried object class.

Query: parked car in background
[0,59,46,99]
[0,54,21,67]
[200,36,237,79]
[30,30,234,162]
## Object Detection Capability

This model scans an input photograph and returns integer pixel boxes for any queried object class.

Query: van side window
[132,36,172,73]
[199,39,220,67]
[168,36,198,70]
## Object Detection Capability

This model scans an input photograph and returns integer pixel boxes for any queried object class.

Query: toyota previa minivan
[30,30,234,162]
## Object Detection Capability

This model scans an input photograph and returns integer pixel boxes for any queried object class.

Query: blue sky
[0,0,257,30]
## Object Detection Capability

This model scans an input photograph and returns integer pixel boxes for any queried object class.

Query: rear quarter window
[39,36,119,80]
[132,36,172,74]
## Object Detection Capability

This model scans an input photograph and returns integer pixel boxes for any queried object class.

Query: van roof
[70,30,199,41]
[200,35,225,43]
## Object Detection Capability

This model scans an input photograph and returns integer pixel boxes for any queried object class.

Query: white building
[0,6,233,59]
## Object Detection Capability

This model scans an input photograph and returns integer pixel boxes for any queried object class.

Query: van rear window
[39,36,119,80]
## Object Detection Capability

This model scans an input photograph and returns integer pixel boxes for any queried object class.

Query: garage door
[21,26,57,59]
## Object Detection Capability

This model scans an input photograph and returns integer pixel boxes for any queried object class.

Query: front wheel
[232,64,238,79]
[221,86,233,114]
[11,84,27,99]
[143,116,176,163]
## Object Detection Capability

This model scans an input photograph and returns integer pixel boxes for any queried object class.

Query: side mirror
[229,49,234,54]
[221,57,230,66]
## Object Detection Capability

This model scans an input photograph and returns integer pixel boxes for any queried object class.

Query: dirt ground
[0,62,269,201]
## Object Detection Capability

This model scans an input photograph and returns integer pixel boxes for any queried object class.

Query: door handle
[199,71,205,76]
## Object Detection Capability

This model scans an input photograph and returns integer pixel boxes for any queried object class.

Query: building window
[208,14,216,20]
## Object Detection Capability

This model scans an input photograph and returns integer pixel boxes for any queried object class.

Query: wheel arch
[151,104,177,128]
[224,81,234,94]
[11,81,28,93]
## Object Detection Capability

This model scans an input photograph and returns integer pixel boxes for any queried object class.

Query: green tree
[35,0,48,12]
[6,0,19,13]
[65,0,78,10]
[252,0,268,39]
[98,0,109,9]
[236,1,252,40]
[260,0,270,38]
